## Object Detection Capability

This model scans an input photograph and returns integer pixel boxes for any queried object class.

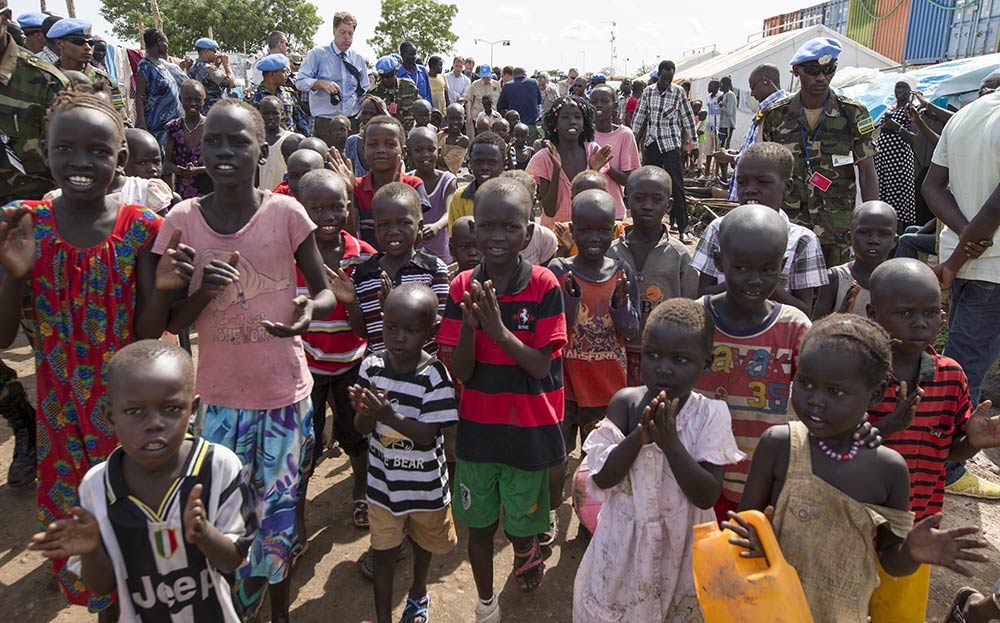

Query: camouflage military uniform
[367,76,420,133]
[189,58,232,113]
[0,33,66,203]
[758,91,877,264]
[55,61,128,124]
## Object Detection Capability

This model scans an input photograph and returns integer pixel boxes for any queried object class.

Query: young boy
[438,103,470,175]
[509,123,535,170]
[30,340,255,622]
[408,126,455,263]
[438,177,566,620]
[504,109,521,129]
[351,284,459,623]
[696,110,708,174]
[813,201,897,318]
[258,96,293,192]
[590,84,640,220]
[607,166,699,385]
[491,117,511,143]
[275,148,325,196]
[339,182,449,358]
[546,189,639,545]
[296,169,375,513]
[449,216,481,274]
[695,204,812,522]
[501,169,559,266]
[692,142,828,315]
[447,131,507,229]
[353,115,431,249]
[328,115,352,155]
[865,258,1000,623]
[412,99,437,131]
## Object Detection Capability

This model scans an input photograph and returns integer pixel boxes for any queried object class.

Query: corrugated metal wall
[847,0,878,46]
[904,0,955,64]
[947,0,1000,59]
[873,0,912,62]
[825,0,852,33]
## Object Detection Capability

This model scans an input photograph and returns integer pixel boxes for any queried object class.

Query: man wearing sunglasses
[758,36,879,265]
[49,18,128,123]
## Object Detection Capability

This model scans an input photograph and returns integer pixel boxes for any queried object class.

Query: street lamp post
[473,38,510,68]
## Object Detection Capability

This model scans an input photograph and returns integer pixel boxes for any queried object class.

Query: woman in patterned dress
[874,77,918,228]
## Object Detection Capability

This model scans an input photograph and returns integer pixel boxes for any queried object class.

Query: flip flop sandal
[512,537,545,593]
[290,539,310,568]
[944,587,978,623]
[353,500,369,528]
[400,594,429,623]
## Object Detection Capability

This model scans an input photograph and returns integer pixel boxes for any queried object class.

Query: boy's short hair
[644,298,715,354]
[297,168,347,199]
[373,181,421,216]
[386,283,439,325]
[740,142,794,180]
[259,95,282,110]
[500,169,537,198]
[333,11,357,29]
[626,165,672,195]
[474,177,531,222]
[108,339,194,396]
[428,55,442,66]
[800,314,893,387]
[364,114,405,142]
[331,114,351,126]
[659,60,676,73]
[470,130,507,156]
[571,169,608,195]
[869,258,937,300]
[208,98,265,142]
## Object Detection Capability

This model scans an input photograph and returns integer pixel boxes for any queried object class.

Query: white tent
[675,24,896,149]
[674,47,721,74]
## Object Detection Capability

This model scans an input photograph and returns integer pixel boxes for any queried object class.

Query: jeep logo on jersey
[131,567,217,610]
[153,527,179,560]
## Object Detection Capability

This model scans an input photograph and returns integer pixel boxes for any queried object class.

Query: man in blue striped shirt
[714,64,787,201]
[296,11,370,145]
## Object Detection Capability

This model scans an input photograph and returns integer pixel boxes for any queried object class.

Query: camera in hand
[330,91,342,106]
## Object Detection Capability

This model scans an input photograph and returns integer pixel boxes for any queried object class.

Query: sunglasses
[799,62,837,76]
[65,37,96,47]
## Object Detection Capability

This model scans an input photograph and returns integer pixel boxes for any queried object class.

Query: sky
[10,0,813,75]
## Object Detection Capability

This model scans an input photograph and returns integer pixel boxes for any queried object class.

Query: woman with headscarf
[134,28,184,151]
[874,75,918,227]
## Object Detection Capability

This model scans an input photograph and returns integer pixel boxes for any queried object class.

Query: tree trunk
[149,0,162,32]
[64,0,75,18]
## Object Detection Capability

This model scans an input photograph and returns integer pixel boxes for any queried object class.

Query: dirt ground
[3,328,1000,623]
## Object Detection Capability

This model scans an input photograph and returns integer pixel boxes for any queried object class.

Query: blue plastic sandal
[400,594,429,623]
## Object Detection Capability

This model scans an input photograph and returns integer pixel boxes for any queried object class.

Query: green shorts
[453,460,550,537]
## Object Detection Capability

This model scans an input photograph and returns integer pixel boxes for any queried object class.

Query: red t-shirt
[625,96,639,114]
[273,180,292,196]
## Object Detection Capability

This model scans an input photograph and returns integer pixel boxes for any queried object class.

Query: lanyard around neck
[799,95,828,174]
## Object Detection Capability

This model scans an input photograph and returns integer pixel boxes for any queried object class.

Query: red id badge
[389,102,398,114]
[809,171,832,192]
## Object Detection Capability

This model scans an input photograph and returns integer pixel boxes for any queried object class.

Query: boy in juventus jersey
[30,341,256,623]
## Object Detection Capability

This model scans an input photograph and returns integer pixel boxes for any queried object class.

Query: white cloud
[495,5,530,21]
[562,19,604,42]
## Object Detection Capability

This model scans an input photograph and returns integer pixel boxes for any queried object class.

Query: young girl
[590,84,640,220]
[153,99,335,623]
[407,127,455,263]
[728,314,989,623]
[345,95,390,177]
[508,122,534,171]
[0,91,168,615]
[165,80,213,199]
[573,298,744,622]
[438,103,470,175]
[527,95,613,231]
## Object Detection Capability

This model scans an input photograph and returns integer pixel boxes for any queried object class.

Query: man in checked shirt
[630,60,697,244]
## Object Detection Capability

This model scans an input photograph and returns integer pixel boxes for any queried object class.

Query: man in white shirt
[466,64,501,133]
[445,55,470,104]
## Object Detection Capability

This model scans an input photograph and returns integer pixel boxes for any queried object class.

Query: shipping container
[872,0,912,62]
[825,0,852,33]
[802,2,828,26]
[764,15,783,36]
[847,0,878,47]
[903,0,955,64]
[947,0,1000,59]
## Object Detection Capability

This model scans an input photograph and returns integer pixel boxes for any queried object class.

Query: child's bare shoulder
[607,386,648,434]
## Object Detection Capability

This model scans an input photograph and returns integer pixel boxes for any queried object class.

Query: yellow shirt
[447,182,477,230]
[429,74,447,112]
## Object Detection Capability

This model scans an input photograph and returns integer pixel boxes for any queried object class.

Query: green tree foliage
[367,0,459,59]
[100,0,322,53]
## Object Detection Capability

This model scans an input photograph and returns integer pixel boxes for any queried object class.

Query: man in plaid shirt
[631,59,697,243]
[690,142,828,314]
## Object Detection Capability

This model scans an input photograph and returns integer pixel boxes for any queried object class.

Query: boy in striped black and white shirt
[350,283,458,623]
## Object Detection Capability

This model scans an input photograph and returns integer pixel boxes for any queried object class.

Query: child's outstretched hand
[327,146,356,194]
[348,384,369,416]
[358,387,393,422]
[611,274,629,309]
[588,144,614,171]
[29,506,100,559]
[963,400,1000,449]
[553,221,574,251]
[723,507,775,561]
[155,229,197,291]
[327,267,356,305]
[262,295,313,337]
[0,207,35,278]
[199,251,241,298]
[904,513,988,576]
[878,381,924,438]
[543,140,562,171]
[563,271,580,298]
[183,484,209,544]
[474,280,505,341]
[377,271,394,307]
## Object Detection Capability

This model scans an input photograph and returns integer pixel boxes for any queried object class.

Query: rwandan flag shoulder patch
[857,116,875,135]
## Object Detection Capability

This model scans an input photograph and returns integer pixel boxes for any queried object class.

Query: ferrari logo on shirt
[512,307,535,331]
[857,116,875,135]
[153,527,179,560]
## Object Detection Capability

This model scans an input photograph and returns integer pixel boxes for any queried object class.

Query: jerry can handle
[737,509,787,567]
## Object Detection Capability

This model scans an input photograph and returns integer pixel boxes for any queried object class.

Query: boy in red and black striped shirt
[867,259,1000,621]
[437,178,566,618]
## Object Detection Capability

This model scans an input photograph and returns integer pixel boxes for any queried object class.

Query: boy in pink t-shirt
[591,85,641,219]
